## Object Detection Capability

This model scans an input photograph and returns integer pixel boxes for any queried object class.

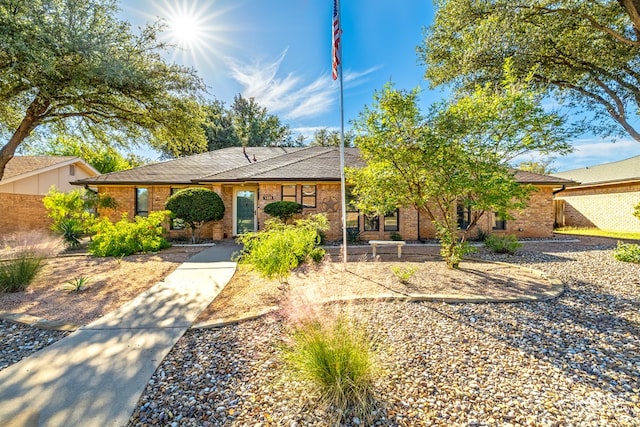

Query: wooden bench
[369,240,406,258]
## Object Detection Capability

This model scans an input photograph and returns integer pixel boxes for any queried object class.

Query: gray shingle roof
[551,155,640,185]
[74,146,573,186]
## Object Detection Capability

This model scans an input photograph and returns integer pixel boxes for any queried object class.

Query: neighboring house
[552,155,640,232]
[0,156,99,234]
[73,146,574,241]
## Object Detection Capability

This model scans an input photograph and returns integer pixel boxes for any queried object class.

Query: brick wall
[96,182,558,242]
[0,193,52,234]
[555,182,640,232]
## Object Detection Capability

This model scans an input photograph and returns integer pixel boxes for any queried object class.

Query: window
[384,209,399,232]
[493,213,507,230]
[364,214,379,231]
[301,185,316,208]
[282,185,296,202]
[169,188,186,230]
[345,187,359,230]
[135,188,148,217]
[457,202,471,229]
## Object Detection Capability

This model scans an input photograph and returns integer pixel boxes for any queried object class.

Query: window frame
[301,185,317,208]
[363,214,380,232]
[135,187,149,218]
[281,184,297,202]
[493,213,507,231]
[383,209,400,232]
[345,186,359,230]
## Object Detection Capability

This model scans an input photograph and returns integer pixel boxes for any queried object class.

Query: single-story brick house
[0,156,99,234]
[552,155,640,232]
[73,146,575,241]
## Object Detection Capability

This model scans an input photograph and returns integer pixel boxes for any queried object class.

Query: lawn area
[555,227,640,240]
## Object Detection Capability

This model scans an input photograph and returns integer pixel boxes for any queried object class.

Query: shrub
[264,201,303,223]
[52,218,83,247]
[236,214,329,281]
[390,232,403,241]
[309,247,326,263]
[613,241,640,263]
[63,275,91,292]
[0,251,44,293]
[484,234,522,254]
[391,265,417,284]
[282,314,378,423]
[346,228,361,244]
[89,211,171,257]
[165,188,225,243]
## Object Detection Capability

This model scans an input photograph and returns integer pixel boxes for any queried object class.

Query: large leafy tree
[419,0,640,142]
[348,73,573,268]
[204,95,298,150]
[26,136,148,173]
[0,0,208,180]
[309,128,355,147]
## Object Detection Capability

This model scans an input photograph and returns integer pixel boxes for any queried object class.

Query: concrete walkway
[0,244,239,427]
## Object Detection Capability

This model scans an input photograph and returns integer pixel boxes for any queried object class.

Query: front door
[234,189,257,235]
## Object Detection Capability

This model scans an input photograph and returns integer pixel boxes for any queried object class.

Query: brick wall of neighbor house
[0,193,52,234]
[555,182,640,232]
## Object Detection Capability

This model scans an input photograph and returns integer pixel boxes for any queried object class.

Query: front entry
[234,188,257,235]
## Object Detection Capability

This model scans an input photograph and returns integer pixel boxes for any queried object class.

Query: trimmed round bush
[165,188,225,242]
[264,201,303,222]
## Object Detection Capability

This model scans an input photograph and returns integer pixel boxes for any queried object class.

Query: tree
[310,128,355,147]
[516,159,557,175]
[348,75,573,268]
[165,188,225,243]
[26,136,148,173]
[203,95,297,151]
[0,0,208,181]
[419,0,640,142]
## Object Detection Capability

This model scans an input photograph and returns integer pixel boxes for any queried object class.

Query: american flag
[332,0,341,80]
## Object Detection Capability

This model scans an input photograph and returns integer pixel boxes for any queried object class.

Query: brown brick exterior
[554,182,640,232]
[96,182,557,242]
[0,193,52,234]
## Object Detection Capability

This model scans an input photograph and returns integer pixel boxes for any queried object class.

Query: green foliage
[473,228,489,242]
[203,95,298,150]
[346,228,361,244]
[43,187,112,246]
[264,201,303,222]
[348,73,570,268]
[634,202,640,221]
[309,128,355,147]
[25,136,148,173]
[0,251,44,293]
[281,314,378,423]
[390,232,403,241]
[0,0,208,180]
[434,222,477,269]
[63,275,91,292]
[309,247,326,263]
[420,0,640,142]
[484,234,522,255]
[89,212,171,257]
[613,242,640,264]
[165,188,225,243]
[236,214,329,281]
[554,227,640,240]
[391,265,417,284]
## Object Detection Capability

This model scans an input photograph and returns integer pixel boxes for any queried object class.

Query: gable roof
[1,156,99,185]
[73,146,574,186]
[552,155,640,185]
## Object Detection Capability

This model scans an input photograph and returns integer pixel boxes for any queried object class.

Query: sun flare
[166,6,207,49]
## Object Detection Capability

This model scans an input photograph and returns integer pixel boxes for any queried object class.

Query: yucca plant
[63,275,91,292]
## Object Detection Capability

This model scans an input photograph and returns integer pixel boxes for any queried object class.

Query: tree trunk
[0,95,50,180]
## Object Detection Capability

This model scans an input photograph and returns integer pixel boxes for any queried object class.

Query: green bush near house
[281,314,379,423]
[165,188,225,243]
[484,234,522,255]
[613,242,640,263]
[236,214,328,281]
[264,201,303,223]
[0,251,44,293]
[89,211,171,257]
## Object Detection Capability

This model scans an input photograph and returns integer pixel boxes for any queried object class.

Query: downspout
[553,185,566,195]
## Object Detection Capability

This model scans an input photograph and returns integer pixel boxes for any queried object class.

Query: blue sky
[118,0,640,172]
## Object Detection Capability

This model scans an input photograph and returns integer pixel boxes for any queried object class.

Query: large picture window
[301,185,316,208]
[135,188,148,217]
[282,185,296,202]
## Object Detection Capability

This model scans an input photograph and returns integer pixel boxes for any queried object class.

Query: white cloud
[556,137,640,171]
[225,50,379,121]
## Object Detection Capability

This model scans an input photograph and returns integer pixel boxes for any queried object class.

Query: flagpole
[334,0,348,264]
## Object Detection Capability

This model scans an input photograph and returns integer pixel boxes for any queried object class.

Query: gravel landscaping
[1,239,639,426]
[128,240,639,426]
